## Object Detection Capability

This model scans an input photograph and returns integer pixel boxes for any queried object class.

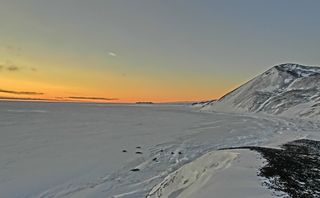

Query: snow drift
[146,151,237,198]
[202,63,320,120]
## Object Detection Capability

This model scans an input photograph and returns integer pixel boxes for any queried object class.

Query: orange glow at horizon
[0,47,242,103]
[2,1,320,104]
[0,70,234,103]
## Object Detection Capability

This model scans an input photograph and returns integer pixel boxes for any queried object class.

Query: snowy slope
[2,102,319,198]
[202,63,320,120]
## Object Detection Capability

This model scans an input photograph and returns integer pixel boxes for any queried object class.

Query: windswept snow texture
[202,63,320,120]
[1,101,320,198]
[146,151,238,198]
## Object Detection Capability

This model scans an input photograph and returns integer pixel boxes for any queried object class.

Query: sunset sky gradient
[1,0,320,102]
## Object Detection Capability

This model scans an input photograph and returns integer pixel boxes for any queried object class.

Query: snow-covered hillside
[202,63,320,120]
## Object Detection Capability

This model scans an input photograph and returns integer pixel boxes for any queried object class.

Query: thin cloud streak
[0,62,37,72]
[0,89,44,95]
[0,96,48,101]
[7,65,19,71]
[69,96,118,101]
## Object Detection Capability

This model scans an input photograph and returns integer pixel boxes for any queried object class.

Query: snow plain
[1,101,319,198]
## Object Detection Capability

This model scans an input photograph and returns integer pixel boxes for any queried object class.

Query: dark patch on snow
[311,103,320,108]
[130,168,140,172]
[191,100,216,107]
[135,151,143,154]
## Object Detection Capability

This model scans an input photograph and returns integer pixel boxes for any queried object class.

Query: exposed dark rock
[224,139,320,197]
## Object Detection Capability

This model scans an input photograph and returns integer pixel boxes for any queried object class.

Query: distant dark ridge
[136,102,154,104]
[222,139,320,197]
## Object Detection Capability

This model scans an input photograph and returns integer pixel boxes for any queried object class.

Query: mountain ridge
[202,63,320,120]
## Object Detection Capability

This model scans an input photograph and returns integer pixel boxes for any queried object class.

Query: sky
[1,0,320,103]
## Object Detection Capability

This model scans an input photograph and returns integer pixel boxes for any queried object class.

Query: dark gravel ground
[223,139,320,198]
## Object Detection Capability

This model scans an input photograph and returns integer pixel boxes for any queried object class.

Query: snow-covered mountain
[202,63,320,120]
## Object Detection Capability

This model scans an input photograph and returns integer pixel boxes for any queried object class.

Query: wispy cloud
[0,89,44,95]
[0,61,37,72]
[69,96,118,101]
[0,63,21,71]
[6,65,20,71]
[0,96,48,101]
[108,52,117,57]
